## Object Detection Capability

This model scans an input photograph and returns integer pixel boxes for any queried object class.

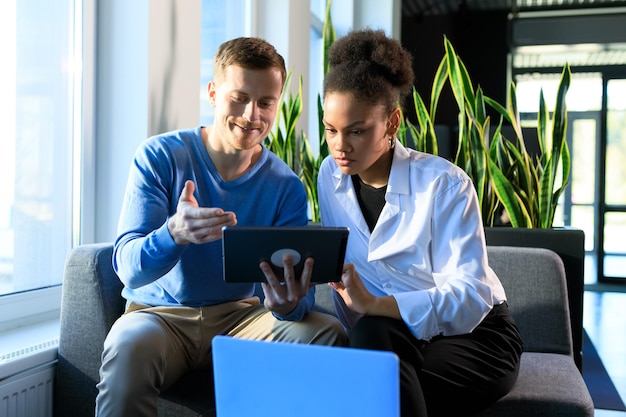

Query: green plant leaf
[488,158,532,228]
[430,57,448,117]
[411,88,439,154]
[444,37,467,114]
[458,57,476,109]
[322,0,336,76]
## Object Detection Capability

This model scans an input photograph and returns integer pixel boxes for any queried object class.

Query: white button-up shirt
[318,142,507,341]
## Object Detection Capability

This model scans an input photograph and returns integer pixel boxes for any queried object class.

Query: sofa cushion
[471,352,594,417]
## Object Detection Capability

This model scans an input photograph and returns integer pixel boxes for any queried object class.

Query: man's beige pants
[95,296,347,417]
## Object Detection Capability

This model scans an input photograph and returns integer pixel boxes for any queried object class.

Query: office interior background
[1,0,625,415]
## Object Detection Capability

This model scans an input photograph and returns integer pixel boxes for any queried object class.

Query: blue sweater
[113,126,312,319]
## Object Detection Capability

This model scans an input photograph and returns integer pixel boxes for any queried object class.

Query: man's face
[208,65,283,153]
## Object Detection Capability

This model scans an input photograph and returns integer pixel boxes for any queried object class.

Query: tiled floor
[583,289,626,416]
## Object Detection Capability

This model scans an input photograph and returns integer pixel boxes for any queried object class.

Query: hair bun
[328,29,413,91]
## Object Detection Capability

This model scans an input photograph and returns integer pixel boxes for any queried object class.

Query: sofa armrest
[55,242,122,417]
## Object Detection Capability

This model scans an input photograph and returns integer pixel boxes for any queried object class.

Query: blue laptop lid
[212,336,400,417]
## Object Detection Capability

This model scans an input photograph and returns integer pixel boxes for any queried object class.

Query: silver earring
[389,136,396,149]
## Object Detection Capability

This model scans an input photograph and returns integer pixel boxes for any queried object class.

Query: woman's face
[322,92,399,187]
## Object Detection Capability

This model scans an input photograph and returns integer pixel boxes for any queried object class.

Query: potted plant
[406,37,585,370]
[405,36,572,228]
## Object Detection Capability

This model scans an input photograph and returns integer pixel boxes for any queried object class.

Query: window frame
[0,0,95,332]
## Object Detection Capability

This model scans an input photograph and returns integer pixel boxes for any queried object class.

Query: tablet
[222,226,349,283]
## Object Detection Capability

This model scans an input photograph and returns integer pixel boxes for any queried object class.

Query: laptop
[211,335,400,417]
[221,226,349,283]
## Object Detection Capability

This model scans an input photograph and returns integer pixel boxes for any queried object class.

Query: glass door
[515,71,626,284]
[567,111,600,273]
[601,78,626,281]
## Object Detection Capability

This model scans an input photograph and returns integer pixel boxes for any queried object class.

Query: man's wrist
[167,216,188,245]
[271,300,306,321]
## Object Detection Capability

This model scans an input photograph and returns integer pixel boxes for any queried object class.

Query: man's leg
[96,298,347,417]
[227,305,348,346]
[96,304,200,417]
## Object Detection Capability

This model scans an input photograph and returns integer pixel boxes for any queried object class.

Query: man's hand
[260,254,313,316]
[167,180,237,245]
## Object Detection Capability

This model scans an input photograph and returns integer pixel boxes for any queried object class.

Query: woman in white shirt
[318,29,523,416]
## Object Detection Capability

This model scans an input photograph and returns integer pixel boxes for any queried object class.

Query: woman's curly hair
[323,29,414,113]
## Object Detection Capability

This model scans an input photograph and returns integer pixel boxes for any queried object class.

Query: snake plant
[408,36,571,228]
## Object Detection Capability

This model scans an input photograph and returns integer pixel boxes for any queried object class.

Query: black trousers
[349,303,523,417]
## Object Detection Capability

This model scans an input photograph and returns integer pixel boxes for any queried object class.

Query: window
[308,0,326,153]
[0,0,81,328]
[199,0,249,127]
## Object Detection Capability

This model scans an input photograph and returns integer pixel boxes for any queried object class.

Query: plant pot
[484,226,585,372]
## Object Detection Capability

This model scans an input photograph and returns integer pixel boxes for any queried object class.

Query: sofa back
[59,243,574,357]
[487,245,573,356]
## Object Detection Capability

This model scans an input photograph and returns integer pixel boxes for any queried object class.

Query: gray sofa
[54,243,594,417]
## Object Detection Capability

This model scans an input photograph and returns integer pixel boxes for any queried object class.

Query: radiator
[0,341,57,417]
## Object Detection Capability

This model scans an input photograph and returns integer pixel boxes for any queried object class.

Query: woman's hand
[329,263,401,319]
[329,263,376,315]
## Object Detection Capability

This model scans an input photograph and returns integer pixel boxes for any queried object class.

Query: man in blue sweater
[95,37,347,417]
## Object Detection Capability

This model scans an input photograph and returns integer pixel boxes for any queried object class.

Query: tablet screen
[221,226,349,283]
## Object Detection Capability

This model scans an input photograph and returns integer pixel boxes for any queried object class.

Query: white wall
[331,0,401,38]
[93,0,201,243]
[252,0,312,143]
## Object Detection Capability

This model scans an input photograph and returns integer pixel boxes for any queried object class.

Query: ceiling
[402,0,626,17]
[402,0,626,69]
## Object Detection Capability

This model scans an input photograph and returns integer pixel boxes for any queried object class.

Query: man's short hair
[213,37,287,85]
